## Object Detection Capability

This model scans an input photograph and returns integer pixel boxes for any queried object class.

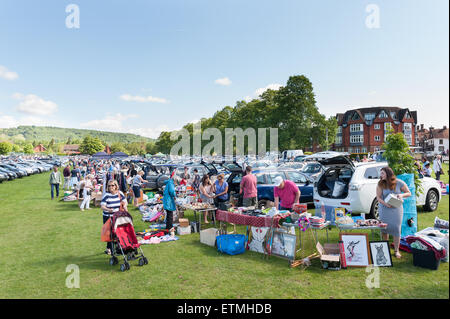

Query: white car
[313,155,442,219]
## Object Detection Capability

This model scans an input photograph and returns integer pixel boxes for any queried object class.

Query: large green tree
[0,141,12,155]
[79,136,104,155]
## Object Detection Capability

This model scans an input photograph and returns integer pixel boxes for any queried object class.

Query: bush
[0,141,13,155]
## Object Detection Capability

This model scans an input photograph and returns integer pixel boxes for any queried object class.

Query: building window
[403,123,412,130]
[337,126,342,134]
[440,139,444,145]
[374,136,381,142]
[362,147,367,153]
[374,124,381,130]
[404,134,412,145]
[351,112,360,120]
[335,136,342,144]
[379,111,388,118]
[384,122,392,131]
[350,135,364,144]
[354,148,360,153]
[348,147,352,153]
[390,112,397,120]
[364,113,375,121]
[350,124,364,132]
[405,112,412,119]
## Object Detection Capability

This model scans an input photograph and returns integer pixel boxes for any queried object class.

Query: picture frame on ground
[339,233,371,267]
[271,231,297,261]
[369,241,393,267]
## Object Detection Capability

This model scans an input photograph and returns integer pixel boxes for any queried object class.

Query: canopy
[92,151,110,159]
[111,151,129,158]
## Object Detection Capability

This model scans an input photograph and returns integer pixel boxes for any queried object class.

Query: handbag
[216,234,247,255]
[101,217,112,242]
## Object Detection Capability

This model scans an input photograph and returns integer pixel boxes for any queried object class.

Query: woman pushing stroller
[101,180,127,255]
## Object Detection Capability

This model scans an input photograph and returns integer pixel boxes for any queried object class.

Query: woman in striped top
[101,180,127,255]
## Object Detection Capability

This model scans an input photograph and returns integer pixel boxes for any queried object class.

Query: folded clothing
[405,236,447,260]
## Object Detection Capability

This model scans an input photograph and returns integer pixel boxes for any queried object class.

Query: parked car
[313,154,442,219]
[301,162,325,181]
[223,163,314,208]
[0,167,17,180]
[0,163,26,177]
[0,171,7,182]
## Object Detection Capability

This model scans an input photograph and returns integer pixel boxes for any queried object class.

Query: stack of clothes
[136,229,179,245]
[310,216,326,228]
[403,227,449,262]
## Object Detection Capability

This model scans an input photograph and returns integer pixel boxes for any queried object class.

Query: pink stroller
[109,210,148,271]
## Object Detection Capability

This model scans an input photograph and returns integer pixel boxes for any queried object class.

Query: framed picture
[369,241,393,267]
[339,233,371,267]
[270,231,297,261]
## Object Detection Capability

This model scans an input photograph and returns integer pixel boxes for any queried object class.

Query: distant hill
[0,126,154,144]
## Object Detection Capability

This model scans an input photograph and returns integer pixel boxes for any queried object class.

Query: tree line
[154,75,337,155]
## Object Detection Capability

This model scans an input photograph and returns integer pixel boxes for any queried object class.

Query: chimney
[444,126,447,130]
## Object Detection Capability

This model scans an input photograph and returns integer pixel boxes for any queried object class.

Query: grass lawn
[0,169,448,299]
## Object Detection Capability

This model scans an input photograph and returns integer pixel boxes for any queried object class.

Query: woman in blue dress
[376,167,411,259]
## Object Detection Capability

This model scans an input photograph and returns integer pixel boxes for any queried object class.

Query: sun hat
[274,176,284,187]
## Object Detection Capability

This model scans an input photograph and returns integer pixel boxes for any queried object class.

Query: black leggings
[165,210,173,230]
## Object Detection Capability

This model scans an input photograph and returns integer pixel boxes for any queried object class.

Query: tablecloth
[216,210,291,228]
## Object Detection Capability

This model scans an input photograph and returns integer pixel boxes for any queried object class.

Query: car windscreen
[286,171,308,183]
[266,171,286,184]
[302,164,322,173]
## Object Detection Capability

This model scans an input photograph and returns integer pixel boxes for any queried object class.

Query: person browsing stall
[273,176,300,211]
[132,170,146,207]
[240,166,258,207]
[213,173,229,210]
[376,167,411,259]
[199,174,214,223]
[101,180,127,255]
[49,165,63,200]
[163,171,177,233]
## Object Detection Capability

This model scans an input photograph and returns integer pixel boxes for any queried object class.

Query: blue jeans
[51,184,60,199]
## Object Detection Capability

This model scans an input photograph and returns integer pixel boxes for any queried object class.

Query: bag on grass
[216,234,246,255]
[101,217,112,242]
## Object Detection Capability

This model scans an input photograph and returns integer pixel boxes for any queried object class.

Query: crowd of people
[415,155,445,180]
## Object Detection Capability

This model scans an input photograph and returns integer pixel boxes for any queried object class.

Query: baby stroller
[108,210,148,271]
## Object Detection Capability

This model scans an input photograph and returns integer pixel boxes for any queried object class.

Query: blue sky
[0,0,448,138]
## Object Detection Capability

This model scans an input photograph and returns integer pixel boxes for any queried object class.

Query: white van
[313,155,442,219]
[281,150,304,160]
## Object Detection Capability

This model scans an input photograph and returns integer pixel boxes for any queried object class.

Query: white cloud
[0,114,18,128]
[0,113,63,128]
[80,113,138,131]
[120,94,169,104]
[0,65,18,80]
[128,125,171,139]
[254,83,282,97]
[215,77,232,86]
[13,93,58,115]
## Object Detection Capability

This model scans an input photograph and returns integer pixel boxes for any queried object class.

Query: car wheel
[369,198,379,219]
[424,189,439,212]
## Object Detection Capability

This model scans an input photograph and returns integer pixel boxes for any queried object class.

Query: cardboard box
[179,218,189,228]
[316,242,341,270]
[385,193,403,208]
[177,226,191,235]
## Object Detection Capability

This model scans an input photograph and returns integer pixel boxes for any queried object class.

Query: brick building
[33,144,46,153]
[416,124,449,154]
[63,144,80,155]
[333,107,417,154]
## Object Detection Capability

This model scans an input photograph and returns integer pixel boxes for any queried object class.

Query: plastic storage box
[412,248,440,270]
[200,228,219,247]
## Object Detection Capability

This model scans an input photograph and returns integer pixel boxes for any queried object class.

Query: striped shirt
[101,191,126,217]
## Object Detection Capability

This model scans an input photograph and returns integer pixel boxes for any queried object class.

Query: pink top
[240,174,257,198]
[274,180,299,209]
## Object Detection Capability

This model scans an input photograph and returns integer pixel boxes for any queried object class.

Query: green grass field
[0,168,448,299]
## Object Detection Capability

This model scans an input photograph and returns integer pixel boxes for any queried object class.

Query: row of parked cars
[0,157,63,182]
[125,151,443,219]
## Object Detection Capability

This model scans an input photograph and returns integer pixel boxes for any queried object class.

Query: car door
[284,170,314,203]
